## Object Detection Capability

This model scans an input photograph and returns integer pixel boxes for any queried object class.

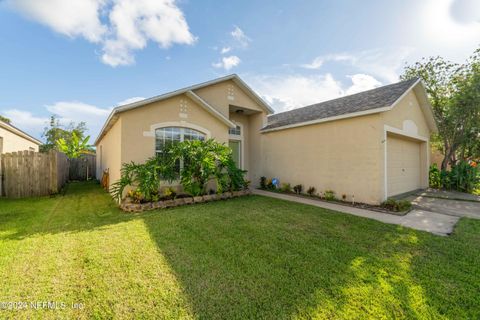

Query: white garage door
[387,135,421,197]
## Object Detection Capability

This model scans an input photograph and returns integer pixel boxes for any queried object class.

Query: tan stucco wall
[382,91,430,138]
[194,80,264,117]
[119,94,230,166]
[381,90,431,191]
[0,126,39,153]
[259,114,384,204]
[96,117,122,189]
[246,112,267,184]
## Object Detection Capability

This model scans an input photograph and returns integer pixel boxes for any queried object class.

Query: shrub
[112,139,247,202]
[293,184,303,194]
[162,187,176,200]
[323,190,336,201]
[127,189,143,203]
[167,139,247,194]
[429,164,441,188]
[440,169,452,189]
[280,183,292,193]
[381,198,412,212]
[449,161,478,193]
[260,176,267,189]
[306,186,316,196]
[436,161,479,193]
[266,179,276,190]
[111,156,167,201]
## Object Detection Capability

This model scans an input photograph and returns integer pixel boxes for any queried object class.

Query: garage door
[387,135,421,197]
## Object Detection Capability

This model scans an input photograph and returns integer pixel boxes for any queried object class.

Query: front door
[229,140,241,169]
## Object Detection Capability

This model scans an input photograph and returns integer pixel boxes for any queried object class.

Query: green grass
[0,181,479,319]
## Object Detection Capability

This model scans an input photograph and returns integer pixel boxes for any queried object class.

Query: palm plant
[56,131,90,158]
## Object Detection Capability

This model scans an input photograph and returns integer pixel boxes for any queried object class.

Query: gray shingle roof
[262,78,419,131]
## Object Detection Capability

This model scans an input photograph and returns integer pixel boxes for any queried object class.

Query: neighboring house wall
[96,117,122,188]
[0,125,40,153]
[260,114,384,204]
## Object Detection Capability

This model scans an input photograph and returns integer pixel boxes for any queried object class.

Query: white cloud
[220,46,231,54]
[7,0,196,67]
[102,0,196,66]
[345,74,382,95]
[0,97,142,140]
[1,109,49,137]
[231,26,250,48]
[413,0,480,62]
[116,97,146,106]
[246,73,382,112]
[7,0,107,42]
[301,48,414,83]
[301,54,353,70]
[45,101,112,123]
[212,55,241,70]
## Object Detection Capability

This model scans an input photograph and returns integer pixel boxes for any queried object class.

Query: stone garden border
[120,189,251,213]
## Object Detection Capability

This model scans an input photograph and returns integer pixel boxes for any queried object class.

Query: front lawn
[0,182,479,319]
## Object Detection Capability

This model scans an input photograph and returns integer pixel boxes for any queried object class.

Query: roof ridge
[269,77,419,118]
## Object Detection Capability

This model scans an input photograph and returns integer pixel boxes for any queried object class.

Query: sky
[0,0,479,141]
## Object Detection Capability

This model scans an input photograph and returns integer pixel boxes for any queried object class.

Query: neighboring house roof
[95,74,273,145]
[262,78,438,133]
[0,119,42,145]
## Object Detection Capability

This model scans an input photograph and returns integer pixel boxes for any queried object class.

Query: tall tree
[401,48,480,169]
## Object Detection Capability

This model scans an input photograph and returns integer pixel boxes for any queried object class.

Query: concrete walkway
[253,189,459,236]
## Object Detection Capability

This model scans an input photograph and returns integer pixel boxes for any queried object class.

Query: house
[0,120,42,153]
[95,74,437,205]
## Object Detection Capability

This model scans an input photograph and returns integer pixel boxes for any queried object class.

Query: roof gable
[95,74,272,145]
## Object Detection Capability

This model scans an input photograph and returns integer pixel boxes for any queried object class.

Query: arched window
[155,127,206,172]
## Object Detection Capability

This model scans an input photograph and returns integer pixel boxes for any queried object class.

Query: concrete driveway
[403,189,480,220]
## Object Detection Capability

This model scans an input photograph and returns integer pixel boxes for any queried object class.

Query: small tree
[41,116,89,153]
[56,131,91,159]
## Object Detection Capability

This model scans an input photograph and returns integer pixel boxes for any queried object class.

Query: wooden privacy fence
[0,150,69,198]
[69,154,96,181]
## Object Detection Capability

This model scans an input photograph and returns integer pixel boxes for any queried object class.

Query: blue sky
[0,0,479,141]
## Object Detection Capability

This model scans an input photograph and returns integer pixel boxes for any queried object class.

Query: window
[155,127,206,173]
[229,125,241,136]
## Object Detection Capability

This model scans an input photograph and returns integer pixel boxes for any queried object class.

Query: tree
[0,115,11,123]
[41,115,88,153]
[401,48,480,169]
[56,131,91,159]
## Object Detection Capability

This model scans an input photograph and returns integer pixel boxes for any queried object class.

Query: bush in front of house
[260,176,267,189]
[280,183,292,193]
[293,184,303,194]
[429,161,479,193]
[306,186,316,196]
[168,139,248,195]
[323,190,336,201]
[111,156,168,202]
[381,199,412,212]
[112,139,248,202]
